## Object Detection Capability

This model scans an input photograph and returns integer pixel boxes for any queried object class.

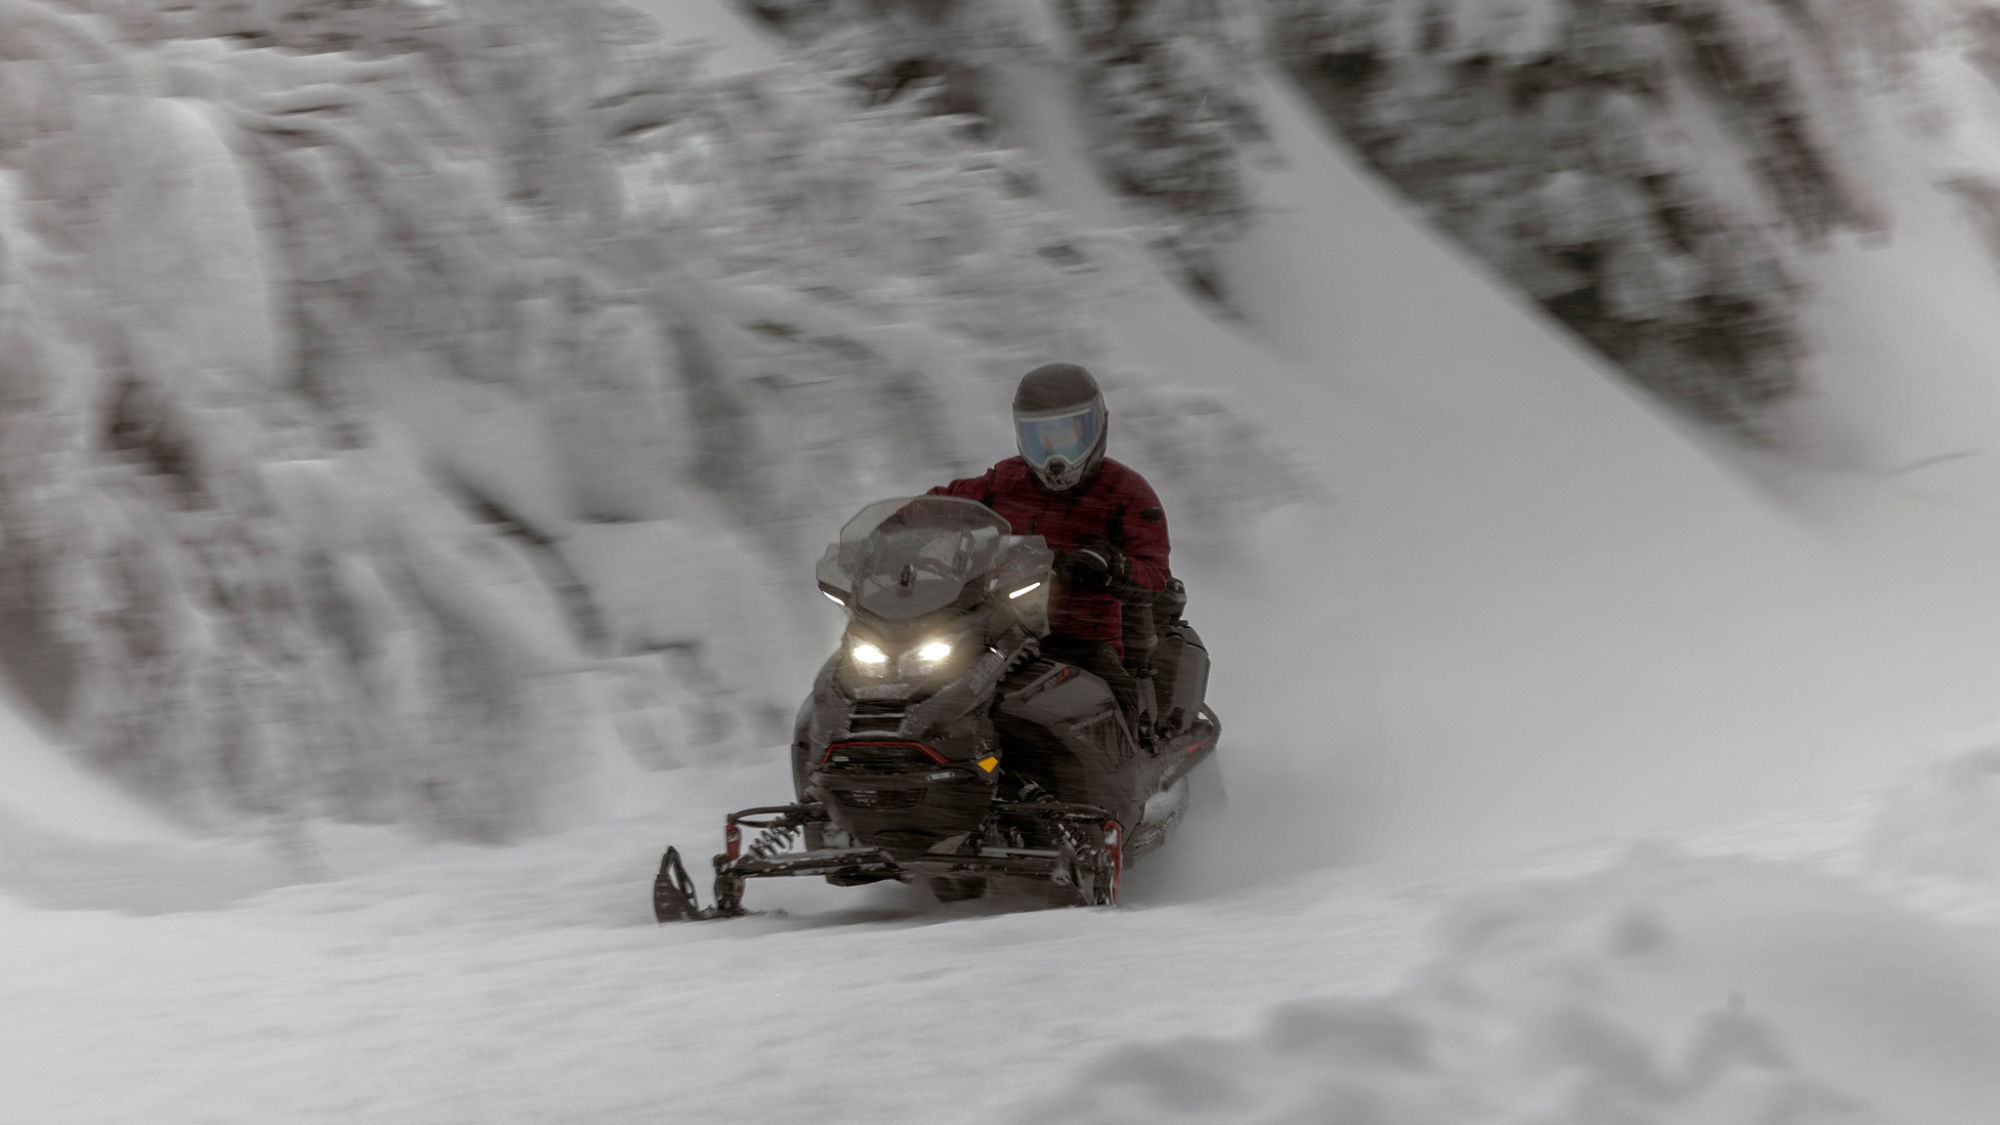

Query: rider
[927,363,1170,720]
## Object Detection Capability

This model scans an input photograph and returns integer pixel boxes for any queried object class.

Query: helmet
[1013,362,1108,492]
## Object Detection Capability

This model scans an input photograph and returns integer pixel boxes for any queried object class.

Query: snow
[993,50,2000,859]
[0,688,179,848]
[0,684,426,914]
[0,761,1425,1124]
[639,0,782,78]
[1037,850,2000,1125]
[1870,729,2000,923]
[9,3,2000,1124]
[1766,29,2000,481]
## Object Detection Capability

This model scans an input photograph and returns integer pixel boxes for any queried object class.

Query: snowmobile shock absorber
[1101,820,1123,906]
[1018,780,1080,854]
[703,815,807,919]
[1017,780,1118,903]
[740,818,802,864]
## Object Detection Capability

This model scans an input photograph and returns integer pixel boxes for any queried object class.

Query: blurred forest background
[6,0,2000,844]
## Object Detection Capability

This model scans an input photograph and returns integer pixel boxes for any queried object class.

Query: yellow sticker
[977,756,999,773]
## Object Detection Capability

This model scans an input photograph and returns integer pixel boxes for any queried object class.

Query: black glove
[1059,542,1128,592]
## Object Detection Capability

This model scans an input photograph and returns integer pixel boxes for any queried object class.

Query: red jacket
[929,456,1169,652]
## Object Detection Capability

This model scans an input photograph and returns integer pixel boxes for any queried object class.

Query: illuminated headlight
[898,636,965,679]
[848,638,889,676]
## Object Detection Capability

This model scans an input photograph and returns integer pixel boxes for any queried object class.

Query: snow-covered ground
[9,3,2000,1123]
[12,760,1981,1125]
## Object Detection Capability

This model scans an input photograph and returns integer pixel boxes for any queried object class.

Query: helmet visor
[1015,406,1101,472]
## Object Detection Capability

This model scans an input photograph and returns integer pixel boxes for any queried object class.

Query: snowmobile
[652,494,1220,920]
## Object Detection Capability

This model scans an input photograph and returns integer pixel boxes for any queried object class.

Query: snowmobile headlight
[849,639,890,676]
[899,635,966,679]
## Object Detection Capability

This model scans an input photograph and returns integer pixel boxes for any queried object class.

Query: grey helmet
[1013,362,1108,492]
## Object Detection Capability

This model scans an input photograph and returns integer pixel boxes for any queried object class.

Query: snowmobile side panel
[793,654,845,799]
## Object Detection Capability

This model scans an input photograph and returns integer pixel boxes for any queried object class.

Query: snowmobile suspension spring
[741,820,801,864]
[1018,780,1093,861]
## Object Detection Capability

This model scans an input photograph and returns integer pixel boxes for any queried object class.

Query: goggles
[1015,406,1101,472]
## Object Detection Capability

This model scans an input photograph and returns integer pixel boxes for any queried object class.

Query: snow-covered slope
[0,689,179,847]
[1782,49,2000,481]
[0,684,434,913]
[994,45,2000,859]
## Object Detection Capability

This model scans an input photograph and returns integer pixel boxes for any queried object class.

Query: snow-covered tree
[3,0,1296,840]
[730,0,1268,300]
[1269,0,1900,434]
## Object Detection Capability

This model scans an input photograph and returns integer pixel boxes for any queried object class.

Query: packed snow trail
[0,760,1431,1124]
[0,757,1935,1125]
[11,755,1999,1124]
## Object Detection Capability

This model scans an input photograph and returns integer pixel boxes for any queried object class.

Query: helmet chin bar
[1037,456,1082,491]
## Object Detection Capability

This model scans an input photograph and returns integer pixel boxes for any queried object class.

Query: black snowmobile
[652,495,1220,920]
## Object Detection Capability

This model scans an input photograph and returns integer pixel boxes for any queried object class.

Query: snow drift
[1032,850,2000,1125]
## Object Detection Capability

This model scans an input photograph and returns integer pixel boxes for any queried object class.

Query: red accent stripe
[1186,739,1208,755]
[825,739,950,765]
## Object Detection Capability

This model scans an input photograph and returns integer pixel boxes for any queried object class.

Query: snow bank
[1031,851,2000,1124]
[1869,729,2000,920]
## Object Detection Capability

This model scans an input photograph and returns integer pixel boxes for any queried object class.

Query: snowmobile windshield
[1014,406,1101,473]
[819,497,1016,620]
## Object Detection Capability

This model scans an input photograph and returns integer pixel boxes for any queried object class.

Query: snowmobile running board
[653,798,1125,922]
